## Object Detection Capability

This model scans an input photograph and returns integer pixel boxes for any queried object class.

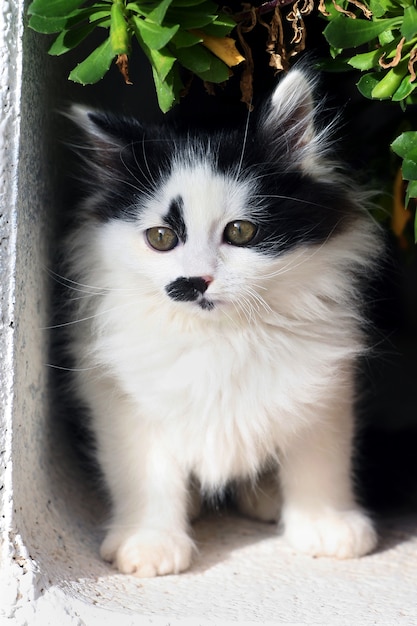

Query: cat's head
[69,70,369,321]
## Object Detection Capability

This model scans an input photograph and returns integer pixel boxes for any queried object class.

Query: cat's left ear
[67,106,146,170]
[69,106,144,146]
[261,70,323,169]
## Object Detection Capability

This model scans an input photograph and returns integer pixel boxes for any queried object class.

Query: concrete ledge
[1,3,417,625]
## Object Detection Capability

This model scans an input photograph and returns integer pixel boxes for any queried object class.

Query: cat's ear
[261,70,326,171]
[67,106,144,168]
[69,105,144,143]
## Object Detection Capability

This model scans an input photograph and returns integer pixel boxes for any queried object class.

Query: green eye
[224,220,257,246]
[146,227,179,251]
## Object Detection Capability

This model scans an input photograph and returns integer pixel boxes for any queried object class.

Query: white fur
[66,72,379,576]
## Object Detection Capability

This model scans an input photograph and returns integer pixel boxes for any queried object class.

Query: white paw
[282,507,377,559]
[100,528,195,577]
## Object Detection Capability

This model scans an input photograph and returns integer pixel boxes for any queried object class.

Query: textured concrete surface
[1,2,417,625]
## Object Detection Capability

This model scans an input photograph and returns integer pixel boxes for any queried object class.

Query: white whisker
[45,363,99,372]
[236,102,252,180]
[41,301,134,330]
[141,135,158,189]
[253,194,339,212]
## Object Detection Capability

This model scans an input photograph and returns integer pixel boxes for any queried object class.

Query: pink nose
[202,275,214,287]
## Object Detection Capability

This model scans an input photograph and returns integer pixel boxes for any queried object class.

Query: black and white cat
[64,69,380,577]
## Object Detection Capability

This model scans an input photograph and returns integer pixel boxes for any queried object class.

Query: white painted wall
[1,3,417,625]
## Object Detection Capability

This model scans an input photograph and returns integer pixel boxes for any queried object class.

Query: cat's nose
[201,275,214,289]
[182,276,213,295]
[165,276,213,302]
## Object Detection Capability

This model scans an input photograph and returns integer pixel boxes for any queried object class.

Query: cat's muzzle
[165,276,214,310]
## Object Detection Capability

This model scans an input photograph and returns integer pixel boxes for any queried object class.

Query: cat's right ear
[260,70,330,173]
[264,70,316,144]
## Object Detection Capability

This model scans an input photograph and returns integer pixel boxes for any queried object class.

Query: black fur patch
[77,110,361,257]
[164,196,187,242]
[166,277,209,302]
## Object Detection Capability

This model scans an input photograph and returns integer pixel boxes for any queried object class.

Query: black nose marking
[166,276,209,302]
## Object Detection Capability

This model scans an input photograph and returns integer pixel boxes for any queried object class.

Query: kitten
[64,69,380,577]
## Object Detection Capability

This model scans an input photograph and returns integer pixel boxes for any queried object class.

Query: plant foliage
[26,0,417,240]
[27,0,240,112]
[321,0,417,239]
[391,130,417,240]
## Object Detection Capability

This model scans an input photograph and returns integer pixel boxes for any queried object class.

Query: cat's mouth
[198,297,215,311]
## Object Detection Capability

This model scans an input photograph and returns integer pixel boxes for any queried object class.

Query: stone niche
[1,3,417,625]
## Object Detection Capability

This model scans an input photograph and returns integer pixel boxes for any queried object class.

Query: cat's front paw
[100,528,195,577]
[282,507,377,559]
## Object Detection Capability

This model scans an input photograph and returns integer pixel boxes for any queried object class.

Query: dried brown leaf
[408,46,417,82]
[287,2,305,45]
[379,36,405,69]
[116,54,132,85]
[332,1,356,19]
[318,0,330,16]
[299,0,314,15]
[236,21,254,108]
[331,0,372,18]
[348,0,372,19]
[269,52,285,70]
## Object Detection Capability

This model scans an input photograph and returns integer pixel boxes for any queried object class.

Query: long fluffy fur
[63,70,381,576]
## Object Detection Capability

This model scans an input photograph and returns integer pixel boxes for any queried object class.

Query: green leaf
[48,22,96,55]
[391,131,417,159]
[69,36,115,84]
[378,29,396,46]
[89,10,112,23]
[348,49,382,70]
[371,60,408,99]
[176,44,229,81]
[152,63,182,112]
[356,72,380,98]
[392,75,417,101]
[133,19,176,81]
[147,0,174,25]
[195,54,230,82]
[402,158,417,180]
[28,0,86,17]
[29,7,101,34]
[29,13,70,33]
[110,1,130,55]
[324,16,402,49]
[171,30,202,48]
[201,15,236,37]
[166,8,218,29]
[368,0,386,18]
[315,57,352,72]
[402,5,417,40]
[175,44,212,73]
[405,179,417,201]
[149,47,176,80]
[330,45,343,59]
[135,19,179,50]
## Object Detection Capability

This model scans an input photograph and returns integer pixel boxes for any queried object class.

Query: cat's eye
[146,227,179,251]
[223,220,257,246]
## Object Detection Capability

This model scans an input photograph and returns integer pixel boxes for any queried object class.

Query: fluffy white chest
[89,296,332,487]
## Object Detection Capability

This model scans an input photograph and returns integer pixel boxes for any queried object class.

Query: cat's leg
[187,476,203,522]
[279,379,377,559]
[82,376,195,577]
[235,469,281,523]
